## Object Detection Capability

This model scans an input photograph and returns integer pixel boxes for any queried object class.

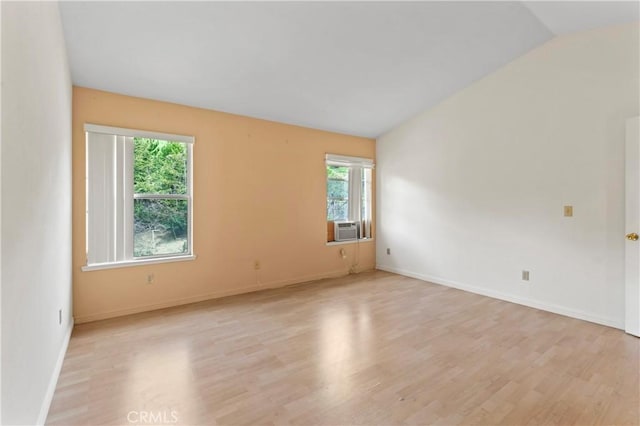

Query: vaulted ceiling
[59,1,638,138]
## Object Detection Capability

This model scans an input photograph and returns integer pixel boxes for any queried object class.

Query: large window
[326,154,373,241]
[84,124,194,270]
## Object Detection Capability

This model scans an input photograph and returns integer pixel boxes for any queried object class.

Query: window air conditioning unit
[334,221,358,241]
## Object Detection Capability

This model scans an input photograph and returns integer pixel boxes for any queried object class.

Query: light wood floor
[47,271,639,426]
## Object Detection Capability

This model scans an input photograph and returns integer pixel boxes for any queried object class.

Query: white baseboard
[74,268,355,324]
[37,318,74,426]
[377,265,624,330]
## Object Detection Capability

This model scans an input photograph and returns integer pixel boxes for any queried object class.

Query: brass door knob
[627,233,639,241]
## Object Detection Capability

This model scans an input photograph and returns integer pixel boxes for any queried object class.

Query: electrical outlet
[147,273,155,284]
[522,270,530,281]
[386,248,391,255]
[563,205,573,217]
[254,261,261,270]
[339,248,347,259]
[58,309,62,325]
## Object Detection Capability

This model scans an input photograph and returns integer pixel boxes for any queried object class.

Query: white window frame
[83,124,195,271]
[326,154,374,241]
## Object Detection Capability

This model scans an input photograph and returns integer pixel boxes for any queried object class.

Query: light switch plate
[563,205,573,217]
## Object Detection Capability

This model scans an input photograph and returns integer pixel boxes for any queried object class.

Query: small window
[326,154,374,242]
[84,124,194,270]
[327,165,350,221]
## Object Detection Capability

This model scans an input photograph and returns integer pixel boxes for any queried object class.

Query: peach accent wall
[72,87,375,323]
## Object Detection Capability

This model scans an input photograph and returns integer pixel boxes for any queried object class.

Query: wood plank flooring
[47,271,639,425]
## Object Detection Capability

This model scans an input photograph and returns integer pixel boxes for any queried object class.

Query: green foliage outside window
[327,165,349,221]
[133,138,188,257]
[134,138,187,195]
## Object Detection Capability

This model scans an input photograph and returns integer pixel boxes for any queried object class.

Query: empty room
[1,1,639,425]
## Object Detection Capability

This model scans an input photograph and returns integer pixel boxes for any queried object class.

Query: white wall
[377,23,639,328]
[0,1,3,422]
[1,2,73,425]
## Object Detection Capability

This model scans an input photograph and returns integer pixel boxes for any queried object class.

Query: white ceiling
[524,1,638,35]
[59,1,639,138]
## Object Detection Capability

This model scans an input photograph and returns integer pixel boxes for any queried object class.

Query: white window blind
[86,133,133,265]
[325,154,374,169]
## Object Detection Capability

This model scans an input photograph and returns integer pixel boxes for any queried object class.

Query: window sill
[326,238,374,246]
[82,254,196,272]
